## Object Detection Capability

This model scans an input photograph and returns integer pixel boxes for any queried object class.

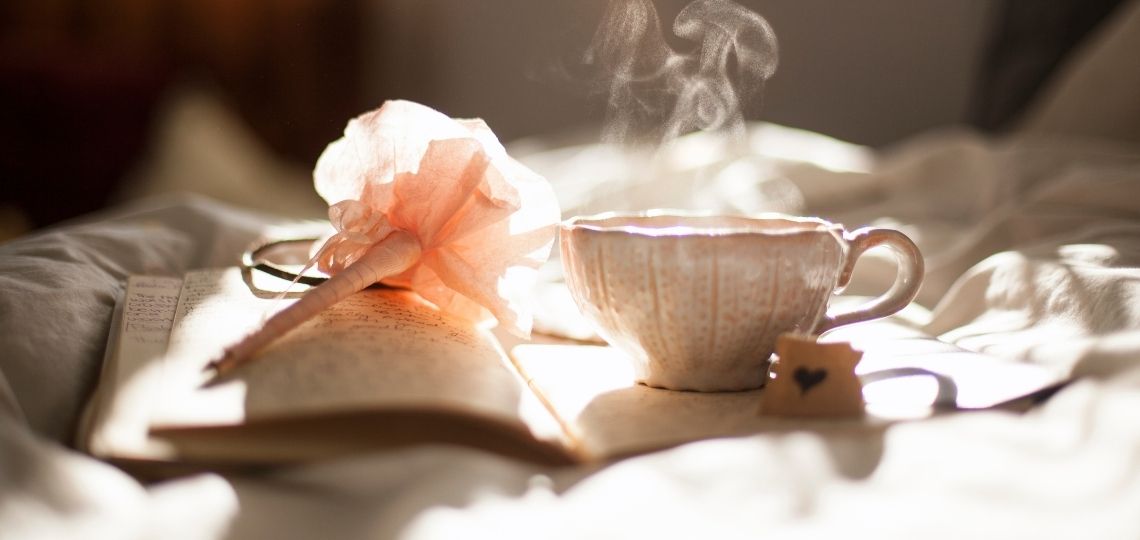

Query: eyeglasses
[242,236,401,291]
[242,237,328,286]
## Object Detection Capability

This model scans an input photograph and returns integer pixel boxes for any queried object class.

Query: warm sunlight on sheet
[861,375,939,420]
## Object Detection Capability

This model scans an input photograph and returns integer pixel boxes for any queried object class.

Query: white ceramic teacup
[560,211,924,392]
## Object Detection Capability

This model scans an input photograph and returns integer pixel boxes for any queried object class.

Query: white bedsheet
[2,139,1138,539]
[3,3,1140,538]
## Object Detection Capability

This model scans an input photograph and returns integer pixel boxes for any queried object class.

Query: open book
[80,268,1070,474]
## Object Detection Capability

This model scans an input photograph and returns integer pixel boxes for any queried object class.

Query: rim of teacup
[561,209,843,237]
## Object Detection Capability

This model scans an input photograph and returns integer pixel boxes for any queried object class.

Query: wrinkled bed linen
[0,196,285,442]
[3,128,1139,538]
[4,3,1140,536]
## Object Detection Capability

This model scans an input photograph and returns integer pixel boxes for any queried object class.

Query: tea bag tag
[760,333,864,418]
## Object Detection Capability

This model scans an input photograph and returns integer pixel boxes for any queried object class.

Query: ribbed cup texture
[562,221,844,392]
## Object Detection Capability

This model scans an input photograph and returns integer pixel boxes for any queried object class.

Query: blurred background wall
[0,0,1125,234]
[371,0,994,148]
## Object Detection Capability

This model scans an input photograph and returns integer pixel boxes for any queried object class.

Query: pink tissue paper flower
[308,100,561,335]
[210,100,560,376]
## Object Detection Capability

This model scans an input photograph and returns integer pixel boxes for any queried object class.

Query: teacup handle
[814,227,924,334]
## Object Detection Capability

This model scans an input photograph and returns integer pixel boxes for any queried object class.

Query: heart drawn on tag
[793,367,828,395]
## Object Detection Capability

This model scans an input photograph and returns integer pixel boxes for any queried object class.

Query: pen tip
[198,362,224,389]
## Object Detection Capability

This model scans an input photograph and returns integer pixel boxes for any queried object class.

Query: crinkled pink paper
[310,100,560,335]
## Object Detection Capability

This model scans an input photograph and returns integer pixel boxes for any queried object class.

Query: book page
[512,345,794,460]
[822,321,1067,415]
[149,268,564,450]
[83,276,183,457]
[513,322,1069,461]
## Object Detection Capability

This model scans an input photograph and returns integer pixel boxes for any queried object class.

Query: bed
[2,2,1139,538]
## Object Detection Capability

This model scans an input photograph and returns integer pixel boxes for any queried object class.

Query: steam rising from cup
[584,0,778,144]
